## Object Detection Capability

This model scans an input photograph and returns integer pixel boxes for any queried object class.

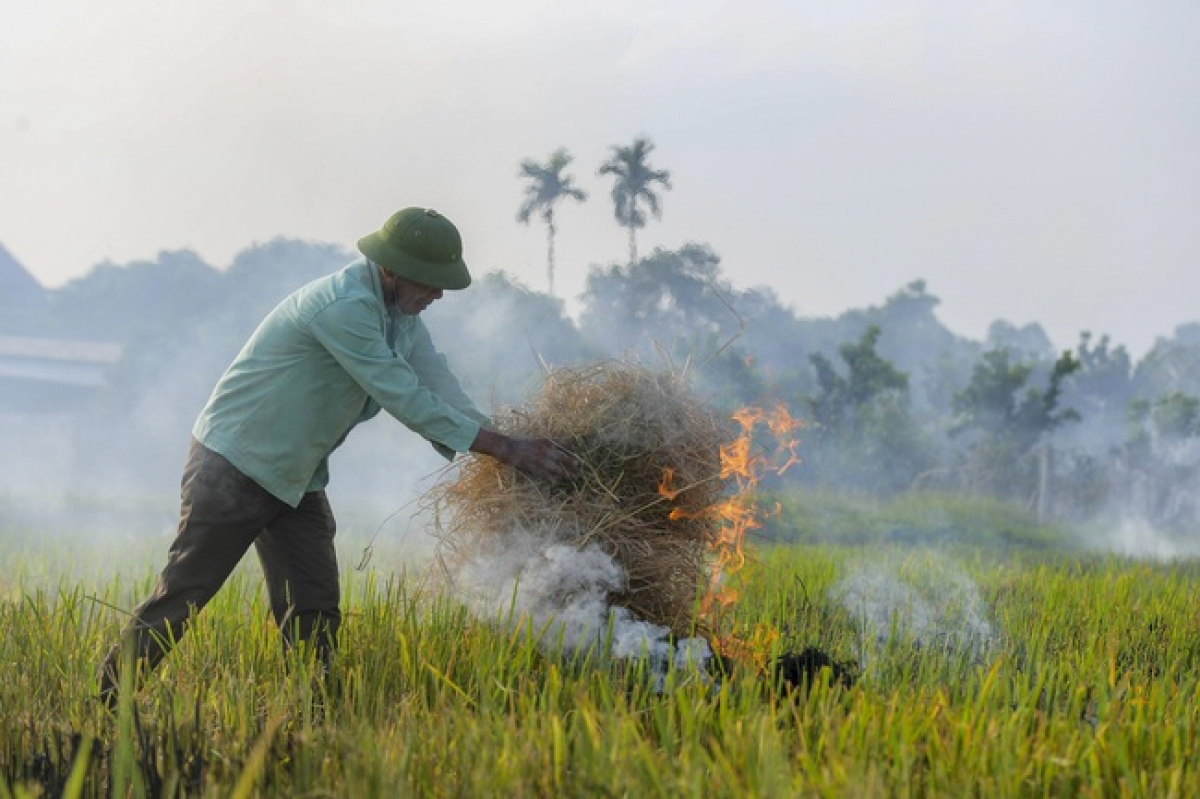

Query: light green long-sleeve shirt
[193,258,486,506]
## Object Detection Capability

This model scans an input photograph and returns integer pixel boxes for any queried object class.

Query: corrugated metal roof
[0,334,122,363]
[0,358,111,386]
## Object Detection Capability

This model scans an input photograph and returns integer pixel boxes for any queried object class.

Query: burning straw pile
[429,362,730,635]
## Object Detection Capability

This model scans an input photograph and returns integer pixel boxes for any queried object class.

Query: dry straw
[429,362,730,635]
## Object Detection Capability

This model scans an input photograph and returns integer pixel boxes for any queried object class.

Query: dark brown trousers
[98,438,340,700]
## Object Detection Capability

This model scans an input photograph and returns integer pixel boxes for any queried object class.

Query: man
[98,207,575,703]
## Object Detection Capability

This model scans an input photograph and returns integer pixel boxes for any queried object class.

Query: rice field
[2,501,1199,798]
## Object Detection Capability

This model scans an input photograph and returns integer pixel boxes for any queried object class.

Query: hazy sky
[3,0,1198,355]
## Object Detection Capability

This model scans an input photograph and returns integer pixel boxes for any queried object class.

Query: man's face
[388,273,444,315]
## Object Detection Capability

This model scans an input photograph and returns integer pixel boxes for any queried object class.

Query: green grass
[759,488,1072,550]
[2,511,1199,797]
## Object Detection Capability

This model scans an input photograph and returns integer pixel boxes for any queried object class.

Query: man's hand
[470,428,578,481]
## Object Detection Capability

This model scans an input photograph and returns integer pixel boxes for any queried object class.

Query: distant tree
[222,239,352,329]
[801,326,933,494]
[1053,331,1136,455]
[1149,392,1200,440]
[49,250,223,342]
[516,148,588,295]
[579,244,733,354]
[950,347,1081,500]
[597,137,672,266]
[1126,391,1200,460]
[832,280,978,417]
[807,326,909,430]
[577,244,769,407]
[1131,327,1200,400]
[952,348,1081,452]
[733,285,820,399]
[985,320,1056,363]
[1118,391,1200,530]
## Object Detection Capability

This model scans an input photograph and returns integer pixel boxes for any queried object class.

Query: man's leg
[254,491,341,670]
[98,440,285,702]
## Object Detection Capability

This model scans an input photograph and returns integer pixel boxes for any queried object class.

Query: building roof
[0,334,123,363]
[0,334,123,389]
[0,243,50,334]
[0,243,45,302]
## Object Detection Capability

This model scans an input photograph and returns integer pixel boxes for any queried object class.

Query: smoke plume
[447,525,712,683]
[832,554,997,668]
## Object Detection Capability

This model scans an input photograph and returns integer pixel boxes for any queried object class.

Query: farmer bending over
[98,207,575,704]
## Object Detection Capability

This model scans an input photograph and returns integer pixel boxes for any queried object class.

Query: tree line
[6,138,1200,533]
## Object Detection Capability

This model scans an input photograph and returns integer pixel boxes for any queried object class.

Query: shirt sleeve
[407,318,491,427]
[307,298,481,454]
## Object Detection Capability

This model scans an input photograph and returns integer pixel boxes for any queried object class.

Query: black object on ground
[772,647,857,693]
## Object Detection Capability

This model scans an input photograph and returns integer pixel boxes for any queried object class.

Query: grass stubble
[1,534,1198,797]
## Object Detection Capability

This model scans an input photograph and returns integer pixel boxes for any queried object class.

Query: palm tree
[516,148,588,295]
[597,137,673,266]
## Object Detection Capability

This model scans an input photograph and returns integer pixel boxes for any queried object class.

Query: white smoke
[1087,515,1200,561]
[448,526,711,684]
[832,554,996,667]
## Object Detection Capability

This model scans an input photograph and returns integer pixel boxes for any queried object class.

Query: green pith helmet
[358,207,471,290]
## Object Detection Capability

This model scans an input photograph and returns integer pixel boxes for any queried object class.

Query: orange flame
[766,404,802,475]
[716,622,781,669]
[654,403,802,633]
[657,467,681,501]
[690,402,804,667]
